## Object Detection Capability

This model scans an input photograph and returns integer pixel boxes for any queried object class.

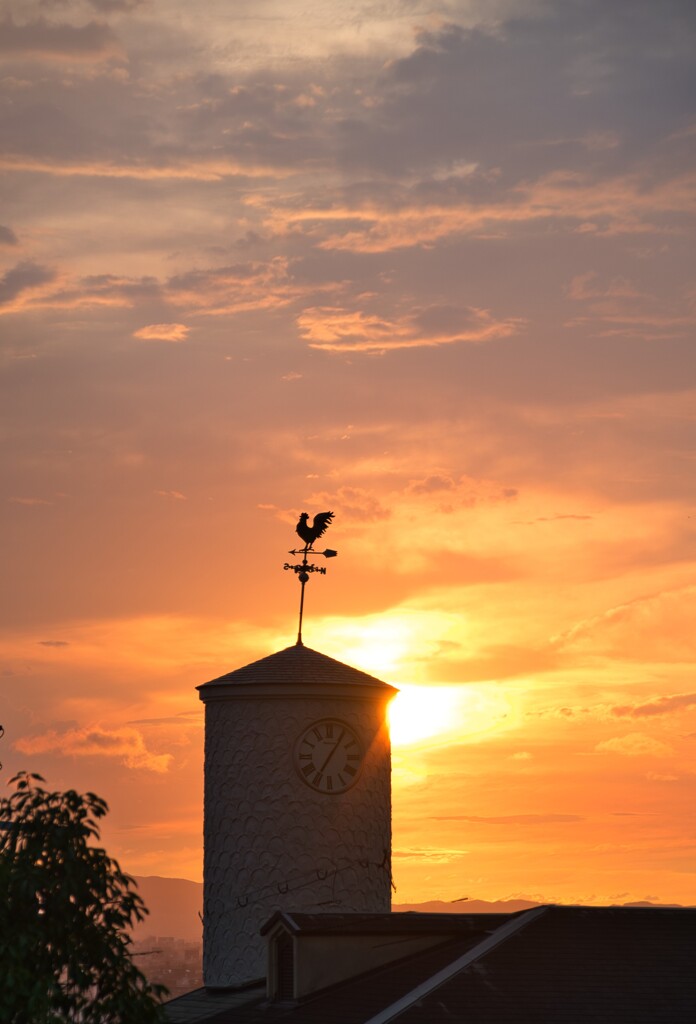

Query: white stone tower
[198,642,396,988]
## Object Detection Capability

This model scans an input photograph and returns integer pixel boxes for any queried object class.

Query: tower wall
[200,684,392,988]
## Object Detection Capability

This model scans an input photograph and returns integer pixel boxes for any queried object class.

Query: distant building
[132,937,202,999]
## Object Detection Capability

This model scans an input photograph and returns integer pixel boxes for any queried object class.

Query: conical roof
[198,643,396,695]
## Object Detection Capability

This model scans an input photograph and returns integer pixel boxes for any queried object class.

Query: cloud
[433,642,560,684]
[1,271,160,315]
[165,258,310,315]
[127,712,203,726]
[297,303,521,352]
[555,587,696,661]
[0,261,55,307]
[393,847,469,863]
[611,693,696,718]
[407,474,518,506]
[407,475,456,495]
[300,486,391,524]
[88,1,144,11]
[154,490,187,500]
[0,17,124,62]
[15,725,172,773]
[514,514,593,525]
[430,814,584,825]
[595,733,673,757]
[264,171,696,254]
[8,496,53,506]
[565,270,696,341]
[133,323,189,343]
[37,639,70,648]
[567,272,643,302]
[0,225,18,245]
[0,155,284,181]
[0,258,313,318]
[370,10,695,181]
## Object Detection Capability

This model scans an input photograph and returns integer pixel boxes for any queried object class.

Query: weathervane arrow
[283,511,337,645]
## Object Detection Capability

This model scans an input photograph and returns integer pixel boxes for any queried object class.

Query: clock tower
[198,642,396,989]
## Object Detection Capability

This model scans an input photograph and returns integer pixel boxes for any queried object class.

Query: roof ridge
[198,643,397,691]
[361,905,551,1024]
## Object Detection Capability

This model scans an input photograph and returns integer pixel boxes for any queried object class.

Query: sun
[388,683,510,748]
[308,609,510,748]
[388,684,463,747]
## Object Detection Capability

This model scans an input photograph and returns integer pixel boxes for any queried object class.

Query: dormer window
[272,930,295,1002]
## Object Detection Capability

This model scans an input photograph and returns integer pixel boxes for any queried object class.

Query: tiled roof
[384,906,696,1024]
[260,910,518,937]
[178,934,494,1024]
[169,906,696,1024]
[198,644,396,692]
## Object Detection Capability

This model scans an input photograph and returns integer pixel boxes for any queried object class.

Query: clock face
[294,719,364,794]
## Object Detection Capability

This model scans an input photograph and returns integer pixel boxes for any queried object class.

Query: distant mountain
[621,901,683,908]
[130,879,540,942]
[131,877,686,943]
[392,898,540,915]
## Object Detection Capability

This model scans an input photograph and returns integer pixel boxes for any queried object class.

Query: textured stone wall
[202,694,392,988]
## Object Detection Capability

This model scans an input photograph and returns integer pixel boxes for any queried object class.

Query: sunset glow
[2,0,696,910]
[389,686,464,748]
[388,684,509,748]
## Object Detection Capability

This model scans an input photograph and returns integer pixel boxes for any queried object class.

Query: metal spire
[284,512,337,645]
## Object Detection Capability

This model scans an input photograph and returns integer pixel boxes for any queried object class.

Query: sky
[1,0,695,908]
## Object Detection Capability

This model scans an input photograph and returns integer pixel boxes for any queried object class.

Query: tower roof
[197,643,397,696]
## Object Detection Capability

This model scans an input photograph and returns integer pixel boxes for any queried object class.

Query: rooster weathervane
[284,511,337,645]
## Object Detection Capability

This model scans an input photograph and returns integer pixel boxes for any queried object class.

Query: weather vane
[284,511,337,646]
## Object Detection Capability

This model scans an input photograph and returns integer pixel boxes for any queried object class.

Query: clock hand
[318,729,345,773]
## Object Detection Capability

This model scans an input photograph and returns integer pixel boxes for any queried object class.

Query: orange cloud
[0,267,129,315]
[0,258,327,318]
[297,304,522,352]
[556,587,696,662]
[255,171,696,253]
[8,496,53,506]
[165,258,309,315]
[611,693,696,718]
[133,323,189,343]
[0,155,289,181]
[394,847,470,864]
[15,725,173,773]
[431,814,584,825]
[595,733,673,757]
[301,486,391,524]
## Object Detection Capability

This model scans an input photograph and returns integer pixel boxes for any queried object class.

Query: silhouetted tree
[0,772,167,1023]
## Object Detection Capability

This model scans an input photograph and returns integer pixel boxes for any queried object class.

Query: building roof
[164,906,696,1024]
[387,905,696,1024]
[260,910,518,938]
[197,643,396,694]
